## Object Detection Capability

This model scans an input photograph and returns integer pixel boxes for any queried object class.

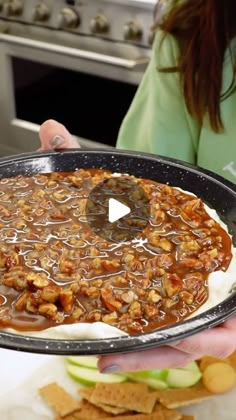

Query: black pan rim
[1,148,235,191]
[0,148,235,355]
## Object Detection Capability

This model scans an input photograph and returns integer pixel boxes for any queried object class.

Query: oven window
[12,58,137,147]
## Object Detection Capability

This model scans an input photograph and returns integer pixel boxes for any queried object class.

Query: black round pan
[0,149,235,355]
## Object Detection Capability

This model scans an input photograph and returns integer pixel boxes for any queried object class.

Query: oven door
[0,24,150,156]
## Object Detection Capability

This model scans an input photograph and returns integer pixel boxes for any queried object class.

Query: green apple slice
[66,356,98,369]
[126,374,168,390]
[137,377,168,390]
[184,361,200,372]
[165,368,202,388]
[66,363,127,386]
[127,369,168,381]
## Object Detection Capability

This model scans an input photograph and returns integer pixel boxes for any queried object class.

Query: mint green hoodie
[117,30,236,184]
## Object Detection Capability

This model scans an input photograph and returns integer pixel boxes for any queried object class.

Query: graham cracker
[155,383,213,409]
[152,403,181,420]
[95,402,130,414]
[79,385,130,414]
[77,398,114,419]
[55,414,80,420]
[181,416,195,420]
[39,382,80,417]
[161,407,182,420]
[55,398,113,420]
[98,413,166,420]
[91,382,157,414]
[79,387,94,399]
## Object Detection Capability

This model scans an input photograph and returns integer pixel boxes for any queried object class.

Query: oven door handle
[0,33,149,70]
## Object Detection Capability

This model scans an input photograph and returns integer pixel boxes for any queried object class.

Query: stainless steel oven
[0,0,156,155]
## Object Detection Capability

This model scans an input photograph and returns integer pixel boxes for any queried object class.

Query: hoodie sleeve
[116,29,200,164]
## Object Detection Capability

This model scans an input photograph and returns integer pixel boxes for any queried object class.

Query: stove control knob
[33,3,50,22]
[90,15,109,34]
[58,7,80,29]
[123,21,142,41]
[3,0,23,16]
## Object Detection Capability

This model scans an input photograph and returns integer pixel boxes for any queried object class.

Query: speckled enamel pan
[0,149,235,355]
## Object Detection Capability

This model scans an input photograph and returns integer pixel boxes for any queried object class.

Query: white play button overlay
[108,198,131,223]
[86,177,150,242]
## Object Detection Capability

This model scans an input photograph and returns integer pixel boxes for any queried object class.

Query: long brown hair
[155,0,236,132]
